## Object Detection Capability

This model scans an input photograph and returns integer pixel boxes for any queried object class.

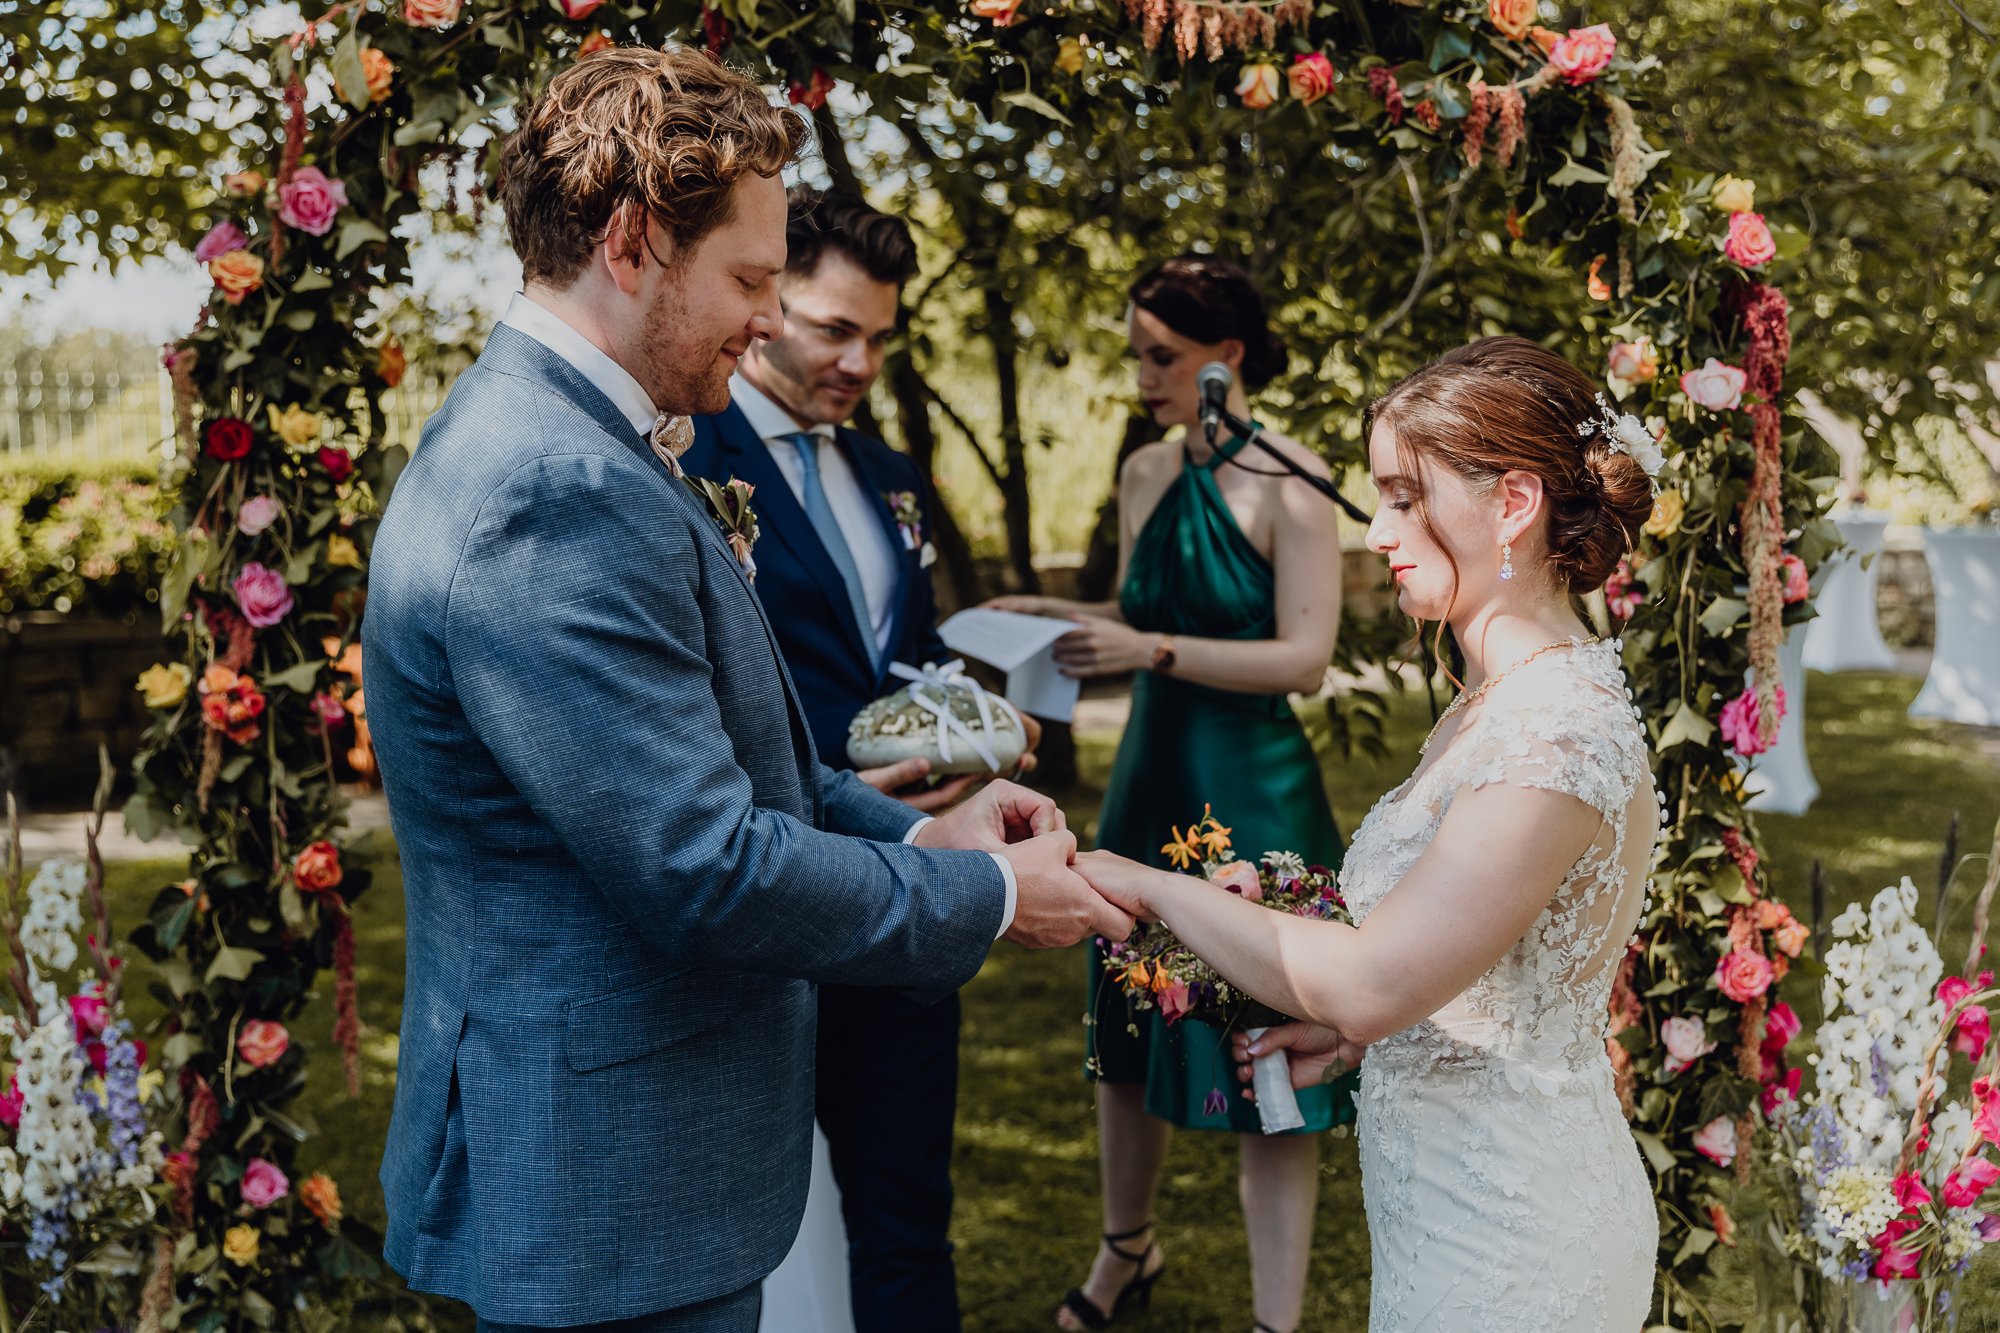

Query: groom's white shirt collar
[498,292,658,438]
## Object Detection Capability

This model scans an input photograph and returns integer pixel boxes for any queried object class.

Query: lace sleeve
[1449,686,1643,825]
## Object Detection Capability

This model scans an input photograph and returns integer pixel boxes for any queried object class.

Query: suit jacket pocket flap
[564,971,732,1073]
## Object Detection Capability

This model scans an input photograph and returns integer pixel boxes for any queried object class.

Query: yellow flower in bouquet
[1643,488,1684,538]
[224,1224,260,1266]
[136,662,192,708]
[1711,175,1756,214]
[268,403,324,451]
[327,533,363,568]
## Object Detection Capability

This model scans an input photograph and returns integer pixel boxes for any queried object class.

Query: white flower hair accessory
[1581,392,1666,483]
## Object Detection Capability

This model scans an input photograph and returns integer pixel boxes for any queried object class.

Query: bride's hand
[1232,1022,1365,1094]
[1072,849,1171,923]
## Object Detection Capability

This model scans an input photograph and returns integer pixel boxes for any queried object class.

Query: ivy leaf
[1673,1226,1718,1267]
[159,528,215,627]
[335,220,389,261]
[1657,701,1716,751]
[1548,154,1612,188]
[1630,1129,1679,1176]
[205,944,267,984]
[162,1031,206,1067]
[151,895,197,952]
[1700,596,1749,637]
[293,268,332,293]
[154,956,196,998]
[997,91,1072,127]
[330,32,370,109]
[265,657,324,694]
[218,752,254,784]
[1427,25,1473,72]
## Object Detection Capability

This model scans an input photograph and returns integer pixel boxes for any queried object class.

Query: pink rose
[1693,1115,1737,1167]
[1235,63,1280,110]
[69,992,110,1040]
[1871,1218,1922,1280]
[1714,947,1775,1003]
[1943,1156,1999,1209]
[1207,860,1264,904]
[1160,982,1192,1023]
[403,0,461,26]
[556,0,604,15]
[1288,53,1334,105]
[232,562,295,628]
[1893,1171,1934,1212]
[241,1158,290,1208]
[237,495,283,536]
[1680,357,1748,412]
[311,691,347,726]
[1607,339,1659,385]
[237,1019,290,1068]
[194,220,248,263]
[1660,1015,1716,1076]
[1719,685,1786,757]
[1548,24,1616,85]
[1723,211,1777,268]
[277,167,348,238]
[1780,553,1809,604]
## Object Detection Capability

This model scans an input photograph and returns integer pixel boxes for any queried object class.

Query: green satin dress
[1086,432,1359,1134]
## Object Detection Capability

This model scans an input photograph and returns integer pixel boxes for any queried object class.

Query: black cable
[1204,409,1375,526]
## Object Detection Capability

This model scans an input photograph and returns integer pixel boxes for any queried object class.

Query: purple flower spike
[1204,1087,1227,1116]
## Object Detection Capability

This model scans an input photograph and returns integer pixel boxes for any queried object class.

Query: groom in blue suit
[682,190,991,1332]
[362,50,1127,1333]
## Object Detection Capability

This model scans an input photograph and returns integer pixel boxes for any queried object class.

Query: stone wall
[1,612,160,810]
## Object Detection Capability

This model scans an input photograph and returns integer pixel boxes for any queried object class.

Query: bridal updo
[1366,336,1655,592]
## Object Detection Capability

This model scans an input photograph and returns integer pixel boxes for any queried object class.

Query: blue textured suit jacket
[362,325,1006,1325]
[682,405,950,768]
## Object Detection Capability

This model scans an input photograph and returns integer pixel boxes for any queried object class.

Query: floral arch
[125,0,1831,1324]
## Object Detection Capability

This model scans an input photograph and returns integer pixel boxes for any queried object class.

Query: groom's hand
[911,778,1064,854]
[997,830,1133,948]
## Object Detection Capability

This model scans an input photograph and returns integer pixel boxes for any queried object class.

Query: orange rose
[376,338,406,388]
[1774,919,1809,959]
[223,170,267,198]
[301,1172,343,1227]
[294,840,344,894]
[403,0,461,26]
[1529,25,1562,54]
[577,30,614,58]
[361,47,395,104]
[237,1019,290,1068]
[1488,0,1534,40]
[209,250,266,305]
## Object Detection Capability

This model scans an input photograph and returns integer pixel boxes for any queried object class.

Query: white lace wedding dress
[1340,639,1659,1330]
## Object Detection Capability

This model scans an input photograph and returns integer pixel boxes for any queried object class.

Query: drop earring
[1500,541,1515,581]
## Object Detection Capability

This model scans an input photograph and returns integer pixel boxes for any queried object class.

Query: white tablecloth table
[1801,511,1898,673]
[1910,527,2000,727]
[1743,630,1820,817]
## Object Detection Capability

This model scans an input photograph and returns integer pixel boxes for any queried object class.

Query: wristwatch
[1149,635,1177,673]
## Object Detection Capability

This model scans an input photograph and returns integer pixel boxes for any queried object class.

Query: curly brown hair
[496,46,807,288]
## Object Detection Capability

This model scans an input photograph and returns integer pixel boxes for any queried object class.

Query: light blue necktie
[786,431,879,667]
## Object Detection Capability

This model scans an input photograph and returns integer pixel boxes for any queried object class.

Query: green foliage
[0,460,174,615]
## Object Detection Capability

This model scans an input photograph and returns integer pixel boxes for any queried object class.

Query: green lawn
[99,670,2000,1331]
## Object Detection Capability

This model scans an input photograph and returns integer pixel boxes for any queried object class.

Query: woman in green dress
[989,255,1353,1333]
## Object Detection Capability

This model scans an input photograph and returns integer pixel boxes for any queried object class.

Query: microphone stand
[1204,406,1373,526]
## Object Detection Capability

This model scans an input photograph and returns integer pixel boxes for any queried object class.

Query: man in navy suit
[683,189,997,1332]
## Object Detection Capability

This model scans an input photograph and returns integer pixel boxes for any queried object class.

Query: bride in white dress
[1077,335,1663,1331]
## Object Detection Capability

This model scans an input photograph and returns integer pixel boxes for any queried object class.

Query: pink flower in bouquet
[1714,947,1774,1003]
[1780,553,1809,604]
[1660,1015,1716,1076]
[69,992,109,1040]
[1693,1115,1737,1167]
[556,0,604,17]
[1943,1156,1999,1209]
[1974,1076,2000,1147]
[237,1019,290,1068]
[232,562,294,628]
[277,167,348,237]
[1871,1218,1922,1280]
[1289,53,1333,105]
[1762,1000,1801,1056]
[1760,1065,1802,1115]
[1680,358,1748,412]
[1893,1171,1934,1212]
[194,220,248,263]
[0,1076,22,1129]
[238,494,282,536]
[1605,559,1643,620]
[1235,63,1280,110]
[311,691,347,726]
[403,0,461,26]
[1160,982,1192,1023]
[241,1158,290,1208]
[1938,971,1993,1064]
[1719,685,1786,756]
[1208,860,1264,903]
[1723,211,1777,268]
[318,445,356,483]
[1548,24,1616,85]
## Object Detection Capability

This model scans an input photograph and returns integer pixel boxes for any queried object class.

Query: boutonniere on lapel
[884,490,937,569]
[689,476,761,582]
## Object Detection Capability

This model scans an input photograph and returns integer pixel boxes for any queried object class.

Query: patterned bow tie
[649,413,694,478]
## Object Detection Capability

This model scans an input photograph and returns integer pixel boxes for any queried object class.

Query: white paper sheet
[937,608,1082,722]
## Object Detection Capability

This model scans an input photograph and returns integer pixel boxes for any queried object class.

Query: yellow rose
[267,403,324,451]
[1643,488,1684,538]
[136,662,193,709]
[223,1224,260,1266]
[1711,175,1756,214]
[327,534,363,568]
[1055,38,1085,75]
[1234,63,1280,110]
[361,47,396,104]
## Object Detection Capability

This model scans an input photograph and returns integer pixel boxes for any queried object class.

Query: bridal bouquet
[1758,872,1999,1331]
[1099,807,1351,1133]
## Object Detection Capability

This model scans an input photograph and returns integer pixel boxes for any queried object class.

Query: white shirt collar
[731,373,836,443]
[498,292,658,438]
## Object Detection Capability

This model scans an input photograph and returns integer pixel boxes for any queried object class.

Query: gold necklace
[1419,636,1600,754]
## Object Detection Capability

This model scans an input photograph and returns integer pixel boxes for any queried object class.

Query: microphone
[1197,361,1233,444]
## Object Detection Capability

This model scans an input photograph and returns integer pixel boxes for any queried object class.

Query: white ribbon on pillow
[887,659,1019,773]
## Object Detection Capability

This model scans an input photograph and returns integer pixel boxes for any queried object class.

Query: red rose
[294,840,344,894]
[318,446,356,484]
[205,417,254,461]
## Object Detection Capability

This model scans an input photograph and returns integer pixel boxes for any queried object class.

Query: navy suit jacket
[683,403,950,768]
[363,327,1004,1325]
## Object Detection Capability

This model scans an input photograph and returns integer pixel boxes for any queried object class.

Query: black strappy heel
[1058,1222,1165,1329]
